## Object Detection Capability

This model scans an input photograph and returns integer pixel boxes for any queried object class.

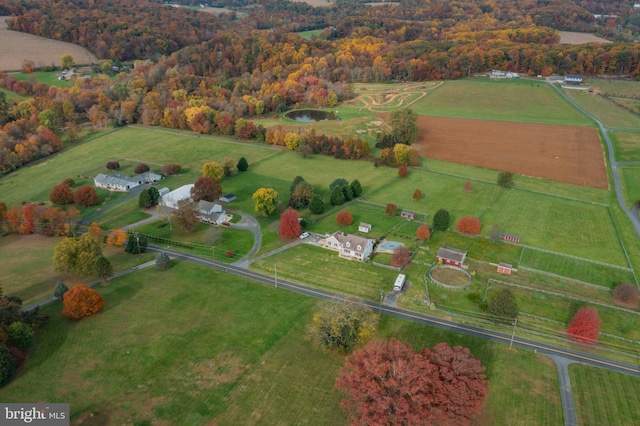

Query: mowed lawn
[619,164,640,208]
[0,261,566,425]
[411,79,593,126]
[480,190,626,266]
[570,365,640,426]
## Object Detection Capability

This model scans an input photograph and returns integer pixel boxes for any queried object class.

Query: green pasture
[481,190,626,266]
[0,261,567,425]
[428,232,522,265]
[411,79,593,126]
[307,202,404,239]
[363,169,499,221]
[0,126,279,206]
[297,29,324,40]
[11,71,72,88]
[519,248,635,288]
[0,234,153,306]
[589,78,640,98]
[0,87,27,103]
[619,165,640,208]
[610,131,640,162]
[97,199,152,230]
[423,159,610,204]
[570,365,640,426]
[563,89,640,129]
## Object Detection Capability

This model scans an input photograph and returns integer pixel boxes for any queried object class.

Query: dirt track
[414,117,608,189]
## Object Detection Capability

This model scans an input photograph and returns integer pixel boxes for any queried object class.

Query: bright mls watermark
[1,404,69,425]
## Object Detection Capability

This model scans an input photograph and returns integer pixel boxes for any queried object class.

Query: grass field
[297,29,324,40]
[411,79,593,126]
[570,364,640,426]
[563,89,640,128]
[0,234,154,305]
[11,71,73,88]
[0,261,568,425]
[589,78,640,98]
[619,165,640,208]
[610,131,640,162]
[480,190,625,265]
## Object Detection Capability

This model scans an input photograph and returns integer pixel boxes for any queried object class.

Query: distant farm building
[159,184,194,209]
[564,74,583,84]
[490,70,519,79]
[401,211,416,220]
[501,233,521,243]
[358,223,372,233]
[497,262,513,275]
[220,194,237,202]
[94,171,162,192]
[436,247,467,267]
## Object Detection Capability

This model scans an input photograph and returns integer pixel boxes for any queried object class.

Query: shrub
[62,284,105,319]
[567,307,601,344]
[50,184,74,205]
[7,322,34,351]
[0,344,16,387]
[456,216,482,235]
[125,233,148,254]
[54,281,68,299]
[237,157,249,172]
[106,161,120,170]
[612,283,640,309]
[498,171,514,188]
[73,185,99,207]
[134,163,150,174]
[398,165,408,178]
[155,252,172,270]
[161,163,182,175]
[412,189,422,201]
[226,250,235,258]
[336,210,353,226]
[61,177,75,187]
[8,347,25,368]
[385,203,397,217]
[487,289,518,324]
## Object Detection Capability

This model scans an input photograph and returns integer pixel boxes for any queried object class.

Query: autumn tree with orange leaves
[279,209,302,239]
[567,307,601,344]
[336,339,488,426]
[336,210,353,226]
[106,229,127,246]
[416,224,430,240]
[62,284,105,319]
[456,216,482,235]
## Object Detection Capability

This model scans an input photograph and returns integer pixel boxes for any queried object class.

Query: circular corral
[428,265,472,290]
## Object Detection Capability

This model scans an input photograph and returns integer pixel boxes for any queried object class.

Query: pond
[284,109,338,123]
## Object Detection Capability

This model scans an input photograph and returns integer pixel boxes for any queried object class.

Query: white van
[393,274,406,291]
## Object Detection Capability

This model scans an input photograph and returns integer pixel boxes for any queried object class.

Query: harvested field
[414,116,608,189]
[0,16,97,71]
[558,31,612,45]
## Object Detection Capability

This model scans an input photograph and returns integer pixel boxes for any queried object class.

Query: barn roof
[436,246,467,263]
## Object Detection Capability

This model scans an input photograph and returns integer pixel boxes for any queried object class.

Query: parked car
[299,232,310,240]
[221,222,231,227]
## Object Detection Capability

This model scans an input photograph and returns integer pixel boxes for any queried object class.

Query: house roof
[160,184,194,209]
[359,222,371,229]
[498,262,512,268]
[197,200,223,213]
[436,246,467,263]
[332,231,372,255]
[94,171,162,188]
[401,210,416,216]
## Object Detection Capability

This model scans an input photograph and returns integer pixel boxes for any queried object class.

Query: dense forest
[2,0,640,175]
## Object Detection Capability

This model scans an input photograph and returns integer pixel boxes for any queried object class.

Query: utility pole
[135,232,141,255]
[509,318,518,350]
[275,264,278,288]
[379,290,384,316]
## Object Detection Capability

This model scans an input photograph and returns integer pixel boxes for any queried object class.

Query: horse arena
[413,117,608,189]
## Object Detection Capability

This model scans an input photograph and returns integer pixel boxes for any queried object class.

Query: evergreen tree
[487,289,518,324]
[54,281,68,299]
[237,157,249,172]
[138,189,153,208]
[125,233,148,254]
[155,252,172,270]
[330,186,345,206]
[309,194,325,214]
[432,209,451,231]
[350,179,363,197]
[94,256,113,283]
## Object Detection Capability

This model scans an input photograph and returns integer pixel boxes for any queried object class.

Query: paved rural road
[144,245,640,378]
[547,82,640,239]
[548,355,578,426]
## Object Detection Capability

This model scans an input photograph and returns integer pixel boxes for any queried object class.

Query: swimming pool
[378,241,404,251]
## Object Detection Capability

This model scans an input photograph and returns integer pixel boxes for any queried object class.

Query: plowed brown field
[414,116,608,189]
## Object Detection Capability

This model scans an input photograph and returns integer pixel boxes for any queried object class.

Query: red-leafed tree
[386,203,397,217]
[191,177,222,202]
[50,184,74,205]
[62,284,105,319]
[74,186,99,207]
[336,339,488,426]
[391,246,411,267]
[456,216,482,235]
[336,210,353,226]
[612,283,640,309]
[567,307,601,344]
[279,209,301,239]
[134,163,150,174]
[416,224,430,240]
[413,189,422,201]
[161,163,182,175]
[398,165,408,178]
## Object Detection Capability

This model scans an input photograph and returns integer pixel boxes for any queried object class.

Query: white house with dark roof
[358,223,372,233]
[322,231,373,261]
[94,171,162,192]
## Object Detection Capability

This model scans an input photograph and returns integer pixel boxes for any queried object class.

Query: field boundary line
[488,278,640,316]
[517,243,631,271]
[517,266,615,290]
[607,206,639,285]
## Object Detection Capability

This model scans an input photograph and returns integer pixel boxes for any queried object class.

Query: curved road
[148,244,640,378]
